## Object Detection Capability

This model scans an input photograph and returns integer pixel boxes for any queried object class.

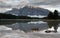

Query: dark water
[0,20,60,33]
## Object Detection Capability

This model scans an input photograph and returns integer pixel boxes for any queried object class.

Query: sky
[0,0,60,12]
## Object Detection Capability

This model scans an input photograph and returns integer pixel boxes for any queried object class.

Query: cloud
[30,0,60,5]
[0,0,60,12]
[0,0,29,8]
[0,0,29,12]
[0,8,12,13]
[0,0,60,8]
[28,0,60,11]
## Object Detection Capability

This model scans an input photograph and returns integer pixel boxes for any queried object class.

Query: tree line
[47,10,59,19]
[0,13,40,19]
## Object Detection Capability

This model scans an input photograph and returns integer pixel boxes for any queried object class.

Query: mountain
[5,6,50,17]
[5,8,19,16]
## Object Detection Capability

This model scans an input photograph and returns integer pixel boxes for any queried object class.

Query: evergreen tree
[48,11,53,19]
[54,10,59,19]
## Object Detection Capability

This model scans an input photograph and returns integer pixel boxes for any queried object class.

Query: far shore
[0,19,60,21]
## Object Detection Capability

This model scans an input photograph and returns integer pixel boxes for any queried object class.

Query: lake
[0,19,60,33]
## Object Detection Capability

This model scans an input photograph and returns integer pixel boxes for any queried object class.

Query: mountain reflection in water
[0,20,60,33]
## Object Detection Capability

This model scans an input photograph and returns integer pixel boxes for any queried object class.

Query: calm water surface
[0,20,60,34]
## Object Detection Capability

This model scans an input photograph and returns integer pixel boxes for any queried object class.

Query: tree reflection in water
[45,21,59,33]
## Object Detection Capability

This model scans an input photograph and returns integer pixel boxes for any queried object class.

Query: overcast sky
[0,0,60,12]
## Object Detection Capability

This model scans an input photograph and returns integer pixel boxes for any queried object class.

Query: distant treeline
[0,13,40,19]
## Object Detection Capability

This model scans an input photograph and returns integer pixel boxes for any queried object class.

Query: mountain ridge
[5,6,50,17]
